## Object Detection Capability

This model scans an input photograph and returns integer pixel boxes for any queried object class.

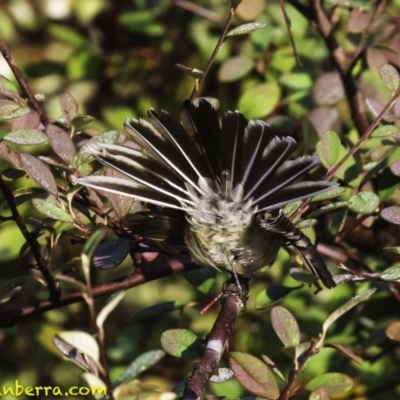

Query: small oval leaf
[20,153,58,196]
[227,22,267,36]
[371,125,399,138]
[92,239,130,270]
[348,192,380,214]
[306,372,353,395]
[230,352,280,399]
[270,306,300,347]
[379,64,400,92]
[32,198,73,222]
[160,329,202,359]
[316,131,341,168]
[381,206,400,225]
[3,129,48,145]
[380,265,400,282]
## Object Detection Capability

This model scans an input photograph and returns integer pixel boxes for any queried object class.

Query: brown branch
[0,174,61,301]
[190,1,241,99]
[0,40,50,127]
[0,255,198,327]
[182,293,244,399]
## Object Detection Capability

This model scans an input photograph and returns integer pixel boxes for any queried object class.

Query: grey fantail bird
[77,99,337,289]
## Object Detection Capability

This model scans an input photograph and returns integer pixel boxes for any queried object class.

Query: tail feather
[243,135,297,200]
[258,181,335,211]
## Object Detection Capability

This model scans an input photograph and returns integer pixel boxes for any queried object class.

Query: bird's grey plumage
[77,99,338,288]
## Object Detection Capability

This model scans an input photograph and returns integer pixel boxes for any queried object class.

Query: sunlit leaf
[3,129,48,145]
[230,352,279,399]
[57,331,100,361]
[270,306,300,347]
[379,64,400,93]
[306,372,353,395]
[160,329,202,359]
[371,125,399,138]
[348,192,379,214]
[96,290,126,329]
[227,22,267,36]
[32,198,73,222]
[380,265,400,282]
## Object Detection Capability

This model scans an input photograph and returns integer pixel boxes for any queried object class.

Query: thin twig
[190,2,241,99]
[172,0,224,23]
[0,255,197,327]
[0,40,49,127]
[0,174,61,301]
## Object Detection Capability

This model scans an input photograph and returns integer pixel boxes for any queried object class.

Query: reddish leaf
[230,352,279,399]
[46,124,76,165]
[20,153,58,196]
[324,342,363,365]
[271,306,300,347]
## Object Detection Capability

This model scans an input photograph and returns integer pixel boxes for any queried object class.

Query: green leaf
[3,129,48,145]
[308,201,350,218]
[92,238,130,270]
[0,103,30,121]
[96,290,126,329]
[32,198,73,222]
[115,350,166,387]
[227,22,267,36]
[316,131,341,168]
[380,265,400,282]
[348,192,380,214]
[160,329,202,359]
[306,372,353,395]
[71,114,94,129]
[229,352,279,399]
[270,306,300,347]
[371,125,399,137]
[379,64,400,93]
[20,153,58,196]
[309,387,330,400]
[238,82,281,118]
[182,267,216,294]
